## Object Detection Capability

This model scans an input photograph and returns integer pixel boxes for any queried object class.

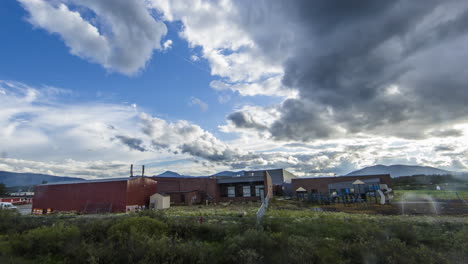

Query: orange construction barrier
[32,208,43,215]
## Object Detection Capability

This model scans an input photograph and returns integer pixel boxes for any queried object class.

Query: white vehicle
[0,202,17,210]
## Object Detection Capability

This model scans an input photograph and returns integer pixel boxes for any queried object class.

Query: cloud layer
[10,1,468,177]
[265,0,468,140]
[151,0,468,142]
[1,80,468,178]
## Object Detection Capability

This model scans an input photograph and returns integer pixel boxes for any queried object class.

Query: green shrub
[102,217,169,263]
[0,212,466,263]
[10,223,81,262]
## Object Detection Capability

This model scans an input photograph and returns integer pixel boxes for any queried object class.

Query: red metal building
[153,177,218,205]
[33,176,157,213]
[291,174,393,197]
[215,171,273,202]
[0,197,32,205]
[154,171,274,204]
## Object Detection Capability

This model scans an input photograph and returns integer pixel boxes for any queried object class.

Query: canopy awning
[296,187,306,192]
[352,179,365,185]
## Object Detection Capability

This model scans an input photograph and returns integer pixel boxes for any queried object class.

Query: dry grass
[160,202,261,217]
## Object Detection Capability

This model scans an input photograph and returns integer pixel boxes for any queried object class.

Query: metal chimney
[130,164,133,177]
[142,165,145,176]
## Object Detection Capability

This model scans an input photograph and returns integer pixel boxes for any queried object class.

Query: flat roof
[293,174,391,180]
[216,175,264,184]
[38,176,153,186]
[328,178,381,186]
[161,190,199,194]
[213,168,286,177]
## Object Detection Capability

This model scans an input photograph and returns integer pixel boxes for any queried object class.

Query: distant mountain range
[212,166,457,178]
[0,164,460,187]
[210,170,247,177]
[346,165,453,178]
[0,171,85,187]
[155,170,248,177]
[155,171,192,178]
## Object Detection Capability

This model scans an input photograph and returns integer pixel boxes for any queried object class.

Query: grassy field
[393,189,468,201]
[266,207,467,221]
[267,198,468,219]
[1,208,467,264]
[160,202,261,217]
[144,198,467,219]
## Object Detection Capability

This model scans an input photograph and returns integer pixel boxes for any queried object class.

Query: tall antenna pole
[142,165,145,177]
[130,164,133,177]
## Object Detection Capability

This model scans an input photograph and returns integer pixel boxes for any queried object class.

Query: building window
[228,186,235,197]
[243,186,251,197]
[255,185,264,196]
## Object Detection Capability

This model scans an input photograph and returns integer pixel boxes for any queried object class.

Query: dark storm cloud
[87,163,127,170]
[231,0,468,141]
[227,111,267,130]
[139,114,360,173]
[115,135,147,152]
[151,141,170,150]
[270,99,338,141]
[429,129,464,138]
[434,145,455,152]
[179,143,244,163]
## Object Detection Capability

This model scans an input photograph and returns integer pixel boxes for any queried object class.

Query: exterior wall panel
[153,177,218,202]
[264,171,273,198]
[126,177,158,208]
[282,169,299,183]
[33,177,158,213]
[218,181,264,200]
[33,181,128,213]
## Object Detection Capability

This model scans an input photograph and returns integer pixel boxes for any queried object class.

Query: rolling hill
[346,165,452,178]
[155,171,192,178]
[0,171,85,187]
[210,170,247,177]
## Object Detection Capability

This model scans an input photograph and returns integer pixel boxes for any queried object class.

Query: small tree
[0,183,7,196]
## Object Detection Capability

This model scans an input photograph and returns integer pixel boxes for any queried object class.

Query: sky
[1,0,468,179]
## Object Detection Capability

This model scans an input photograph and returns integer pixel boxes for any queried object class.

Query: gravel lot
[16,204,32,215]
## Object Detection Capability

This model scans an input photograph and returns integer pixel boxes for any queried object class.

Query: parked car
[0,202,17,210]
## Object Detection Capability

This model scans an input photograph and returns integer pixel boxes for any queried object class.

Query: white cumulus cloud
[18,0,167,75]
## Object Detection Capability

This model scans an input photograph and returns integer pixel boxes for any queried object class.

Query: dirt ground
[15,204,32,215]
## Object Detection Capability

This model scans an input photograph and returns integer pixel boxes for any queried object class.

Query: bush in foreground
[0,212,466,264]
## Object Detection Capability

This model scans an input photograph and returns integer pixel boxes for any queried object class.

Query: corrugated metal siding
[33,180,128,213]
[33,177,158,213]
[153,177,218,201]
[126,177,158,207]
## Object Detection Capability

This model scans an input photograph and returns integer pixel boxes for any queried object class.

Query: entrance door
[227,186,235,197]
